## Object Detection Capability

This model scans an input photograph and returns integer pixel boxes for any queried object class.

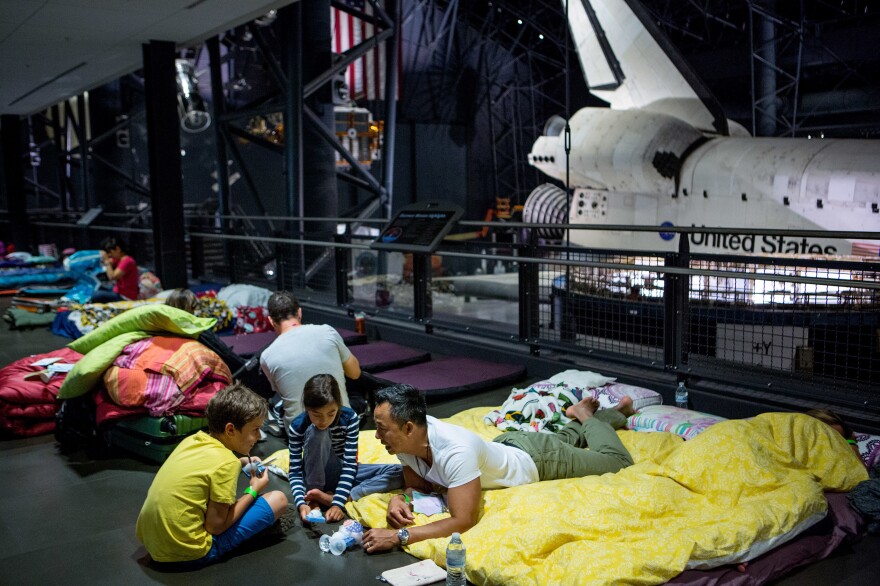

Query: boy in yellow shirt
[136,382,290,565]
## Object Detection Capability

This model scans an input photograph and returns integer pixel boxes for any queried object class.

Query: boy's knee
[263,490,289,516]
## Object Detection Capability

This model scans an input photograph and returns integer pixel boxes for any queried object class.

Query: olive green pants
[492,409,633,481]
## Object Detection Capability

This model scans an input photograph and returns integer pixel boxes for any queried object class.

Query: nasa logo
[659,221,675,241]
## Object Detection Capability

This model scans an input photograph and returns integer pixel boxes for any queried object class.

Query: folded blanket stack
[0,348,82,437]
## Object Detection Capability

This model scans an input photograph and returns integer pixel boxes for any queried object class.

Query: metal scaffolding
[640,0,880,138]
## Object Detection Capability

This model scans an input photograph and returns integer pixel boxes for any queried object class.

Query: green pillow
[69,304,216,355]
[58,331,149,399]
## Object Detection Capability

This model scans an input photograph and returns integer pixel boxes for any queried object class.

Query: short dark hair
[375,384,427,427]
[165,288,198,314]
[205,381,267,434]
[806,408,854,439]
[267,290,301,324]
[100,236,127,253]
[303,374,342,411]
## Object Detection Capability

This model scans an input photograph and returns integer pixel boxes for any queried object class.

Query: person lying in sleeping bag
[361,383,635,553]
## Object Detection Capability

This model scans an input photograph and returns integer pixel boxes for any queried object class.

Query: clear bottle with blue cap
[318,520,364,555]
[445,532,466,586]
[675,381,689,409]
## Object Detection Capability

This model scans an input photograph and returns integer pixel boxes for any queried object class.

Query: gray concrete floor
[0,301,878,585]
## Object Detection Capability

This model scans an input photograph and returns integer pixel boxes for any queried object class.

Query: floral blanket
[483,380,662,433]
[62,295,233,338]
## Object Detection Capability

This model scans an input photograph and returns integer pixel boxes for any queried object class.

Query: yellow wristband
[244,486,259,500]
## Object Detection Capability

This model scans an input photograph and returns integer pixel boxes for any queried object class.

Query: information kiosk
[371,202,463,324]
[370,201,463,254]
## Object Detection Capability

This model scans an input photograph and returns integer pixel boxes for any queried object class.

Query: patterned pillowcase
[592,382,663,412]
[234,306,272,334]
[853,432,880,469]
[627,405,727,441]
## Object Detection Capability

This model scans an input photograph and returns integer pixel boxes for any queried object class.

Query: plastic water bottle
[319,531,355,556]
[675,381,689,409]
[318,520,363,555]
[446,532,466,586]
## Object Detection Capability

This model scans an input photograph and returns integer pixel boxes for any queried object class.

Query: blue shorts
[201,496,275,564]
[150,497,275,571]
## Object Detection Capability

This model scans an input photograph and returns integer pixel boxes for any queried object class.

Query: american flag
[332,0,400,101]
[851,241,880,257]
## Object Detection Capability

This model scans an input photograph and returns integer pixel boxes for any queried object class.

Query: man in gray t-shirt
[259,291,361,430]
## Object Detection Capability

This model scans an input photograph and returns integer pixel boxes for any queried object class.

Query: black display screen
[371,203,462,253]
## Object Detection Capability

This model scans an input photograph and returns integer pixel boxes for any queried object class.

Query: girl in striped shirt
[289,374,403,522]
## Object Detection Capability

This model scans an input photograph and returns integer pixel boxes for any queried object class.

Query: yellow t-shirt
[136,431,240,562]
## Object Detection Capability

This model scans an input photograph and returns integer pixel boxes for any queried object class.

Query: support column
[518,240,539,351]
[663,235,691,371]
[76,95,91,210]
[142,40,187,288]
[207,36,234,282]
[381,0,400,218]
[50,105,68,212]
[0,115,30,250]
[413,253,432,332]
[758,2,777,137]
[301,0,337,290]
[281,2,303,220]
[90,82,126,212]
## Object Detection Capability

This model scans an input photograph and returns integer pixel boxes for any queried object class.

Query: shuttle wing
[568,0,730,135]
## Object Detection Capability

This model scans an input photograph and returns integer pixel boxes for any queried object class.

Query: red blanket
[0,347,82,437]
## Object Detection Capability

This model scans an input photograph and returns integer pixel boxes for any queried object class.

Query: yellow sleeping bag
[282,407,868,585]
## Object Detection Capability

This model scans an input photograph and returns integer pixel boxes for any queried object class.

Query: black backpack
[54,395,98,452]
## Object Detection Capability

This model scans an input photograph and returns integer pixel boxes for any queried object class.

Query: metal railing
[4,211,879,410]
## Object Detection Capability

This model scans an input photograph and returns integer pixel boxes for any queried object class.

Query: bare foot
[566,397,599,423]
[305,488,334,507]
[614,396,635,418]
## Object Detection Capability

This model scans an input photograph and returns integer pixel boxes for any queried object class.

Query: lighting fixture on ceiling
[175,59,211,133]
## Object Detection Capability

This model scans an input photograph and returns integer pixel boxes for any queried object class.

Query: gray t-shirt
[259,324,352,429]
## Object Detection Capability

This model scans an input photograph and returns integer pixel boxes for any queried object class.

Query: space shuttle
[526,0,880,257]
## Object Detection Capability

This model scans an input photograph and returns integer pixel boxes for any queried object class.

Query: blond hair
[165,288,198,314]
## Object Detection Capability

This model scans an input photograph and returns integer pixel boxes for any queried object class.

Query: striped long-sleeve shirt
[288,406,360,509]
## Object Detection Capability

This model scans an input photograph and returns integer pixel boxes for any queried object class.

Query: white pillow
[217,283,273,308]
[595,382,663,412]
[547,369,616,389]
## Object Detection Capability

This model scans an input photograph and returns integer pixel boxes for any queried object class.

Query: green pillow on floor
[69,304,215,354]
